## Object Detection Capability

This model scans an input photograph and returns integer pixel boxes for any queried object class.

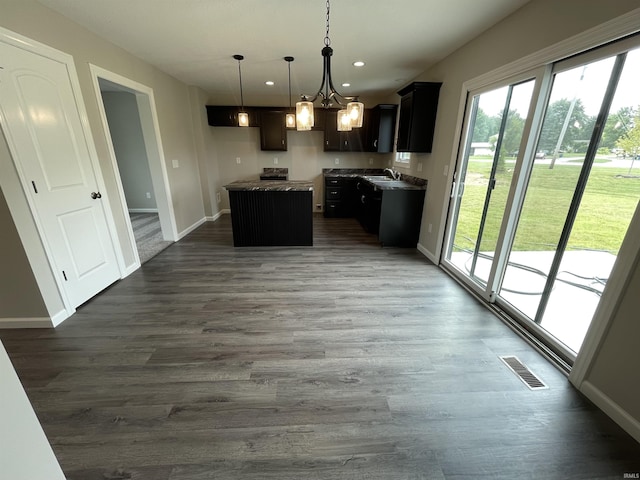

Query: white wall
[101,90,157,211]
[208,127,392,211]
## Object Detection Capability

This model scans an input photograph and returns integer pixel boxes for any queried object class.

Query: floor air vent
[499,356,548,390]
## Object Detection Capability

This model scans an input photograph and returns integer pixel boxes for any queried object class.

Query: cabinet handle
[282,139,285,145]
[374,139,378,148]
[330,191,338,195]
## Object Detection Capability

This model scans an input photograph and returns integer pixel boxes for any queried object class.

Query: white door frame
[89,64,178,273]
[0,27,126,325]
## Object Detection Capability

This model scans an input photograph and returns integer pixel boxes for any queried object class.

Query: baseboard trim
[581,380,640,444]
[206,209,229,222]
[51,308,73,327]
[416,242,438,264]
[178,217,207,240]
[0,317,54,328]
[121,262,140,278]
[128,208,159,213]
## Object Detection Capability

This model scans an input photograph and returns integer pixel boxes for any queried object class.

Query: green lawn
[452,159,640,254]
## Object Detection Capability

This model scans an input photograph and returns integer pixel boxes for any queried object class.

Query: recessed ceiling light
[353,61,365,67]
[342,83,351,87]
[265,81,275,86]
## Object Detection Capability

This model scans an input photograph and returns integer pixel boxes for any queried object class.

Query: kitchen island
[225,180,313,247]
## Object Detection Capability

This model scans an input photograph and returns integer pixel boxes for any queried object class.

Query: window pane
[540,48,640,352]
[500,56,616,321]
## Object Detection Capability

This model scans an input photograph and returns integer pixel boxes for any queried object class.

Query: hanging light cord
[237,58,244,110]
[288,60,292,109]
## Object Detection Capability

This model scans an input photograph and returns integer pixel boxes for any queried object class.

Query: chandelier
[296,0,364,132]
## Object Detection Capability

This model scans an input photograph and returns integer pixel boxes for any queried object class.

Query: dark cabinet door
[396,82,441,153]
[206,105,239,126]
[206,106,259,127]
[365,104,398,153]
[323,110,342,151]
[323,110,365,152]
[260,110,287,151]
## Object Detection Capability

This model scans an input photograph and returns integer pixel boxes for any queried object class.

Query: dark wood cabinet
[323,175,357,217]
[259,110,287,151]
[378,189,425,247]
[396,82,442,153]
[323,110,364,152]
[206,105,259,127]
[364,104,398,153]
[228,190,312,246]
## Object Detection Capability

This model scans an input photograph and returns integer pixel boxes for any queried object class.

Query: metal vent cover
[499,355,548,390]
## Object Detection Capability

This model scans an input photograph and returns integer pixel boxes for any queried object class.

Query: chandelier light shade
[284,56,296,128]
[296,100,314,131]
[347,101,364,128]
[337,109,352,131]
[233,54,249,127]
[296,0,364,130]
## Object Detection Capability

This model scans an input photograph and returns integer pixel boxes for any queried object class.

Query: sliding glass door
[444,36,640,361]
[445,79,535,293]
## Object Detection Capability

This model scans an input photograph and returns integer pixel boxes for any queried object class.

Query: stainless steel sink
[362,175,393,181]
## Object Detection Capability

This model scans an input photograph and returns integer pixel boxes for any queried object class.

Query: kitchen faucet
[384,168,400,180]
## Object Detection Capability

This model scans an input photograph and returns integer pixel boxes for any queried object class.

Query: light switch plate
[236,157,241,164]
[172,159,179,168]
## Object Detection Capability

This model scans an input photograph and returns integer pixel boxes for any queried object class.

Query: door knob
[91,192,102,199]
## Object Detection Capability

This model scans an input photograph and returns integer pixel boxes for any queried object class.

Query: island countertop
[224,180,314,192]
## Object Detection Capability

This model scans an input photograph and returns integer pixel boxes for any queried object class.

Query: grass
[452,159,640,254]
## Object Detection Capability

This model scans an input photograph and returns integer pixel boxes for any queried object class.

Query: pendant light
[284,56,296,128]
[233,54,249,127]
[337,109,352,131]
[296,0,364,131]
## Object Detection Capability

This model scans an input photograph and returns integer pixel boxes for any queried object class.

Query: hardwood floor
[1,214,639,479]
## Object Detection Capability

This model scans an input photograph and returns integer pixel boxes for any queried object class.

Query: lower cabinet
[378,189,425,247]
[324,174,426,247]
[324,176,357,217]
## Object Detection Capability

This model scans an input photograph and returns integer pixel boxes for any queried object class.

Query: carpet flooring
[130,212,173,264]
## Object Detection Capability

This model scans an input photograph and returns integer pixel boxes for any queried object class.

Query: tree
[538,99,592,154]
[489,109,525,172]
[471,108,493,143]
[600,106,635,151]
[615,107,640,157]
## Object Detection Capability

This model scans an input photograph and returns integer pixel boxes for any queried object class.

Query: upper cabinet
[259,110,287,151]
[323,110,364,152]
[206,105,259,127]
[396,82,442,153]
[364,104,398,153]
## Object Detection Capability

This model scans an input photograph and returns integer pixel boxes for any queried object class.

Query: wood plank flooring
[1,214,639,479]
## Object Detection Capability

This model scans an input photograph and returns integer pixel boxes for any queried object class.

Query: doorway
[443,36,640,363]
[90,66,178,268]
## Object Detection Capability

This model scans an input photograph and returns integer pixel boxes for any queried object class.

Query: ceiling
[37,0,531,106]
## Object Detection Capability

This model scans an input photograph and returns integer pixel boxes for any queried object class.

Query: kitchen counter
[225,180,313,191]
[225,180,313,247]
[322,168,427,247]
[322,168,427,191]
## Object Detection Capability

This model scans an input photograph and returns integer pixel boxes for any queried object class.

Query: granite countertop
[323,168,427,191]
[225,180,313,192]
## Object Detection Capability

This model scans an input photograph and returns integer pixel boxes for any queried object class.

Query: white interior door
[0,41,120,308]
